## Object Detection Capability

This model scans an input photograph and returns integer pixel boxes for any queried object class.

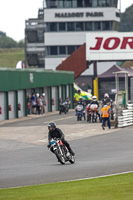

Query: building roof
[98,65,133,78]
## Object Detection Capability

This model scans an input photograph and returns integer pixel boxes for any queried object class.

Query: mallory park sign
[55,12,103,18]
[86,32,133,61]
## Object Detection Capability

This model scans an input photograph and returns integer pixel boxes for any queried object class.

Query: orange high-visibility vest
[101,106,110,118]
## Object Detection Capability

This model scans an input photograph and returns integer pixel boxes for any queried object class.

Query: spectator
[36,93,41,115]
[42,93,46,114]
[27,94,31,115]
[31,93,37,114]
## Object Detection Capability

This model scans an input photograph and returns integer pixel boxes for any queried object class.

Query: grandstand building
[25,0,120,69]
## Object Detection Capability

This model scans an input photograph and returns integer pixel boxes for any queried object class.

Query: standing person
[36,93,41,115]
[27,94,31,115]
[101,104,111,130]
[42,93,46,114]
[31,93,37,114]
[47,122,75,156]
[39,95,44,114]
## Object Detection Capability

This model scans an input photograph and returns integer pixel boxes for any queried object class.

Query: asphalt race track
[0,111,133,188]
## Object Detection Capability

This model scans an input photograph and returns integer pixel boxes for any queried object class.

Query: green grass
[0,173,133,200]
[0,48,24,68]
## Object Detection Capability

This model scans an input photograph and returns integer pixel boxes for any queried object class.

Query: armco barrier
[118,104,133,128]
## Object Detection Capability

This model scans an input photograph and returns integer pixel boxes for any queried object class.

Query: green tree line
[0,31,24,48]
[119,4,133,32]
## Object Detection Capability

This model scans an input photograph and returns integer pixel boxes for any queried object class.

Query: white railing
[118,104,133,128]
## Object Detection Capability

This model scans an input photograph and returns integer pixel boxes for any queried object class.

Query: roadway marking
[4,171,133,189]
[43,116,74,124]
[60,171,133,183]
[38,139,48,143]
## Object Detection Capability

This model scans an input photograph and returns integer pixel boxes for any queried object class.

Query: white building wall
[8,91,16,119]
[0,92,6,121]
[18,90,25,118]
[45,32,86,46]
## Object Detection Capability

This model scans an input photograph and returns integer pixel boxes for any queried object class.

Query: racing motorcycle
[90,104,100,123]
[49,138,75,165]
[86,104,91,122]
[75,104,86,121]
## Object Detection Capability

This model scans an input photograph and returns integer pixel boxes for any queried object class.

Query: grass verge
[0,173,133,200]
[0,48,24,68]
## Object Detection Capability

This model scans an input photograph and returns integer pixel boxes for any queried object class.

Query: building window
[102,21,110,30]
[59,46,66,54]
[113,0,117,7]
[47,0,57,8]
[76,22,83,31]
[67,22,75,31]
[106,0,111,6]
[46,0,117,8]
[77,0,84,7]
[72,0,77,7]
[59,22,66,31]
[50,46,58,55]
[94,21,101,30]
[84,0,92,7]
[58,0,64,8]
[92,0,98,7]
[85,22,93,31]
[49,23,57,31]
[99,0,106,7]
[66,0,73,8]
[68,46,75,54]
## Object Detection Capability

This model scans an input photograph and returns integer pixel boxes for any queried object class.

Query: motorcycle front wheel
[69,155,75,164]
[55,149,65,164]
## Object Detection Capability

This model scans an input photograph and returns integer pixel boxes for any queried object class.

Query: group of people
[27,92,46,115]
[75,90,113,130]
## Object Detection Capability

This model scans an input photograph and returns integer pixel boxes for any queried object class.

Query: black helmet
[48,122,56,131]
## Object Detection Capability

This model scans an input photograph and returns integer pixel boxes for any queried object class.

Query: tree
[0,35,18,48]
[119,4,133,32]
[0,31,6,37]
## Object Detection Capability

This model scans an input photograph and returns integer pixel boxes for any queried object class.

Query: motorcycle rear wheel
[55,149,65,164]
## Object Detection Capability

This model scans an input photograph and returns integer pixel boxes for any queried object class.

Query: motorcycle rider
[76,96,86,108]
[47,122,75,156]
[102,93,112,106]
[90,96,99,108]
[102,93,114,120]
[90,96,100,120]
[75,96,86,116]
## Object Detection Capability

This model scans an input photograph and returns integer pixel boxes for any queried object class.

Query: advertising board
[86,32,133,61]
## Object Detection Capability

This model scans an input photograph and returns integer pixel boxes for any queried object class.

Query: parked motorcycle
[49,138,75,165]
[75,104,86,121]
[59,100,69,114]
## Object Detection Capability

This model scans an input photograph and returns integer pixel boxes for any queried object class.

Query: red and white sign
[86,32,133,61]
